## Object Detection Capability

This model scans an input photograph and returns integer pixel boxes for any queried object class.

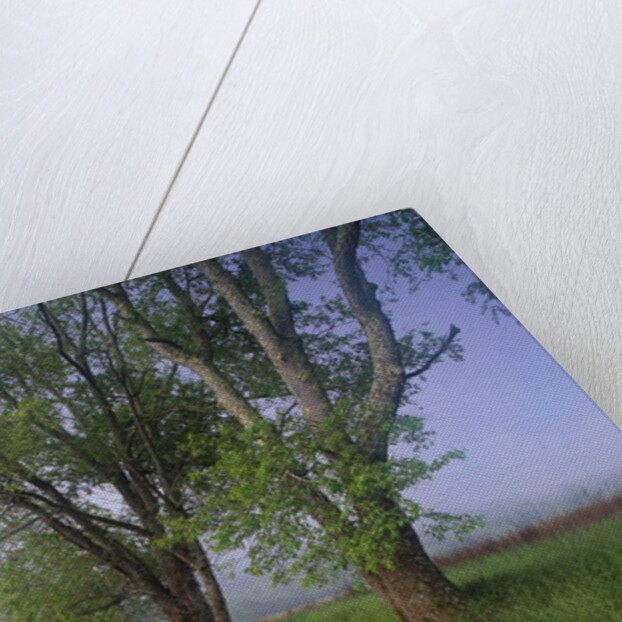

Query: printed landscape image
[0,210,620,622]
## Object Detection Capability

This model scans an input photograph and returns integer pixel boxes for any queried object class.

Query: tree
[0,298,234,622]
[101,210,484,622]
[0,522,159,622]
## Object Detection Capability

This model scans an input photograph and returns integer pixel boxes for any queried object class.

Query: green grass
[285,514,622,621]
[285,594,398,622]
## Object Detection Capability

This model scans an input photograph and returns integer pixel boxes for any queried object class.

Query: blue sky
[284,228,622,518]
[223,231,622,620]
[370,258,622,516]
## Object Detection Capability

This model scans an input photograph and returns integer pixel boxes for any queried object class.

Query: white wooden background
[2,0,621,427]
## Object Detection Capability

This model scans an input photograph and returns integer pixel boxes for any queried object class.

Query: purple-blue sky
[370,259,621,515]
[224,237,622,621]
[287,234,622,517]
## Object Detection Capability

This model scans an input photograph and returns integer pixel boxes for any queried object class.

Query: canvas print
[0,209,620,622]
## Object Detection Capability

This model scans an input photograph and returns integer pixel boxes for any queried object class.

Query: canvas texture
[0,209,620,622]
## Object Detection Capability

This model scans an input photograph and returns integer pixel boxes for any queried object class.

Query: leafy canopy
[135,210,490,585]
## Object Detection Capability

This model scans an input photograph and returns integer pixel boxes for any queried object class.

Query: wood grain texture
[0,0,257,312]
[133,0,622,426]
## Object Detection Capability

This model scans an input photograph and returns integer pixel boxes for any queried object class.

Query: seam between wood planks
[125,0,265,281]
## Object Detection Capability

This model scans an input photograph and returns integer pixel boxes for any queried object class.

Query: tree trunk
[154,586,215,622]
[152,548,217,622]
[361,523,465,622]
[192,540,233,622]
[157,599,214,622]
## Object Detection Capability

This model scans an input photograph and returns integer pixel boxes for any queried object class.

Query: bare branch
[405,325,461,380]
[198,255,333,427]
[162,272,214,362]
[0,471,152,538]
[100,283,261,429]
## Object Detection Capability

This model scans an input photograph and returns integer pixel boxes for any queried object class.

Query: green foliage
[173,402,482,584]
[0,298,225,495]
[360,210,461,291]
[0,295,231,620]
[462,281,511,325]
[142,213,490,588]
[0,211,495,615]
[0,529,157,622]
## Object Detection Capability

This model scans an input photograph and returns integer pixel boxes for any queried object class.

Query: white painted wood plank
[0,0,257,312]
[133,0,622,426]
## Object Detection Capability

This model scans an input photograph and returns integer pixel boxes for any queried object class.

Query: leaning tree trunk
[152,548,218,622]
[191,540,233,622]
[311,492,467,622]
[360,522,465,622]
[157,599,214,622]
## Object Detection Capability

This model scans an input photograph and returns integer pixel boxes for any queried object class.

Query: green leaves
[174,398,481,584]
[0,211,491,616]
[419,510,486,543]
[0,528,156,622]
[359,210,460,294]
[0,293,238,620]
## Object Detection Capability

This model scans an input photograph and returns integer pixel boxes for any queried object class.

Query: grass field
[283,514,622,621]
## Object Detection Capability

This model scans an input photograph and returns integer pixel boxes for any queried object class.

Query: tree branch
[405,325,461,380]
[11,496,176,607]
[161,272,214,362]
[100,283,261,430]
[325,222,404,460]
[0,515,38,543]
[199,255,333,428]
[0,472,152,539]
